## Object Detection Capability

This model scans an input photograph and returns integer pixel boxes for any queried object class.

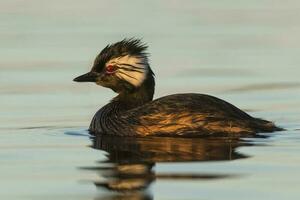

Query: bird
[73,38,283,137]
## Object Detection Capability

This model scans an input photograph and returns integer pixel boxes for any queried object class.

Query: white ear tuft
[107,55,148,87]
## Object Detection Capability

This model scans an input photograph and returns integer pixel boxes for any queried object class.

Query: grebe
[74,38,282,137]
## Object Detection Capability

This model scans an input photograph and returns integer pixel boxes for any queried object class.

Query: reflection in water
[83,135,252,200]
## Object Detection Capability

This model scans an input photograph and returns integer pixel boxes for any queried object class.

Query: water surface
[1,1,300,199]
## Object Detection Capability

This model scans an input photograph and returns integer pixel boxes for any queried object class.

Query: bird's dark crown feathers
[93,38,149,68]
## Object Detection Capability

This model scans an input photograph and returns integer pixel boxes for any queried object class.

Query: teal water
[1,1,300,199]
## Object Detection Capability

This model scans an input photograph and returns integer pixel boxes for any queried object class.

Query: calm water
[1,1,300,199]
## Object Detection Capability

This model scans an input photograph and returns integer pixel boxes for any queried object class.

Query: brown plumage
[74,38,283,137]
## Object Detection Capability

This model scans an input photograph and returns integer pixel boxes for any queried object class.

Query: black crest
[93,38,149,69]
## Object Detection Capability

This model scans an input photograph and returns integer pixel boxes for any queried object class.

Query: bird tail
[251,118,284,133]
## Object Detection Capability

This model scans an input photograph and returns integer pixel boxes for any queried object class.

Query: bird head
[73,38,154,94]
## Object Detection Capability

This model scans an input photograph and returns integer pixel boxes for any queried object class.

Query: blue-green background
[1,1,300,199]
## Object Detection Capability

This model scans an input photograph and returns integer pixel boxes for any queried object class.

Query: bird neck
[112,74,155,111]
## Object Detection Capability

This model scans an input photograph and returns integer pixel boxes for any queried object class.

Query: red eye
[106,65,116,74]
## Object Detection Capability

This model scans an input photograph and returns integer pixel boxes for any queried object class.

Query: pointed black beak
[73,72,98,82]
